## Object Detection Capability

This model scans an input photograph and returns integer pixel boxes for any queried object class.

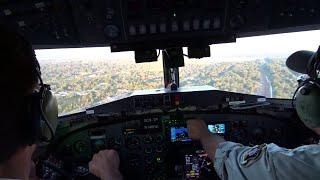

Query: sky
[35,30,320,62]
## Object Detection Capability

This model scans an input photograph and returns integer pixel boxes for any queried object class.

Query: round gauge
[143,135,153,143]
[155,135,164,143]
[104,25,120,39]
[156,146,163,153]
[126,136,140,149]
[145,157,154,164]
[144,147,153,154]
[155,155,164,164]
[108,137,122,150]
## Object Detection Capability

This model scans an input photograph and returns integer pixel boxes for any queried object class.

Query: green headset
[288,47,320,129]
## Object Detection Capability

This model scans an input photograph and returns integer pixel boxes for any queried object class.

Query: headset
[27,59,59,144]
[291,47,320,129]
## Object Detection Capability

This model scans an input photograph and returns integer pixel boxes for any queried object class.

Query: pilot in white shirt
[214,141,320,180]
[187,118,320,180]
[187,49,320,180]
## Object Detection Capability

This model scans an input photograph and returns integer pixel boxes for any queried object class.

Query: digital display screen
[170,127,191,142]
[185,150,214,179]
[208,124,225,134]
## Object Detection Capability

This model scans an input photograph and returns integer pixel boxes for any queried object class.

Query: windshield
[37,30,320,115]
[181,58,296,99]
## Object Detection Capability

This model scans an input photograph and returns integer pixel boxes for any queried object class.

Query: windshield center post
[162,48,185,90]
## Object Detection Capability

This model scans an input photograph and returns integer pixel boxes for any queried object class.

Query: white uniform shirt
[214,141,320,180]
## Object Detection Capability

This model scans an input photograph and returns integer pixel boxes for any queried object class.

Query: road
[258,62,273,98]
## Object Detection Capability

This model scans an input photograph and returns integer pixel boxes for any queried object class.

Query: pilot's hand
[187,119,211,141]
[89,150,122,180]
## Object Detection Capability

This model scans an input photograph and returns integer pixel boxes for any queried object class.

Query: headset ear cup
[41,89,58,140]
[296,84,320,128]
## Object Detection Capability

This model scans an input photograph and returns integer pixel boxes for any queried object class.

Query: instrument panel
[40,112,314,179]
[37,89,318,179]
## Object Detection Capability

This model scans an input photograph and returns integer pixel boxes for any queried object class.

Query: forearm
[200,133,226,163]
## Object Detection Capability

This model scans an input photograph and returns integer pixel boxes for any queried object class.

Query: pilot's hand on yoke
[89,149,122,180]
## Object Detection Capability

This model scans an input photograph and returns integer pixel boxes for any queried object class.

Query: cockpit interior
[1,0,320,179]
